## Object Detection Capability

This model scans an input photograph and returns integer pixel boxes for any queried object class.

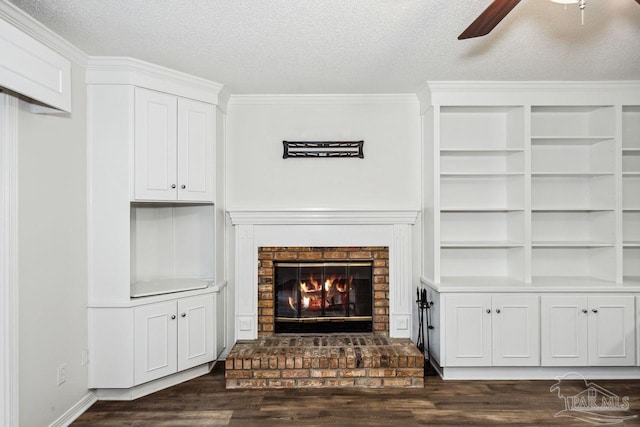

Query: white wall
[18,62,89,427]
[226,100,421,209]
[225,97,422,347]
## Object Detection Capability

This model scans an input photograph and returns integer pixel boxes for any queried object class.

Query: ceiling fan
[458,0,640,40]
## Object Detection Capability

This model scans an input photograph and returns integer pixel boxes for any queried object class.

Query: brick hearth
[225,335,424,389]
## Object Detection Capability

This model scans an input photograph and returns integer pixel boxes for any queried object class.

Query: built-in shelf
[623,241,640,247]
[441,207,525,212]
[530,276,616,287]
[532,241,614,248]
[531,136,614,145]
[531,172,614,177]
[440,172,524,177]
[440,241,524,248]
[440,149,524,154]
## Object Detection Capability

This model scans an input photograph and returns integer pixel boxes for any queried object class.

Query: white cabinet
[134,301,177,384]
[134,87,214,202]
[444,294,539,367]
[134,294,214,385]
[541,295,636,367]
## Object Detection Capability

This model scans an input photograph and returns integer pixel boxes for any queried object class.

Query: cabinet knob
[181,313,186,318]
[171,184,176,189]
[495,308,501,314]
[171,315,176,320]
[582,309,588,313]
[181,185,186,189]
[486,308,491,314]
[592,309,598,313]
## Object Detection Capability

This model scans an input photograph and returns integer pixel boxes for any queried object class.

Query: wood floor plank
[73,363,640,426]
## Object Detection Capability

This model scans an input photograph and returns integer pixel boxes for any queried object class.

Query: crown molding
[425,80,640,93]
[86,57,225,105]
[228,94,419,106]
[227,209,420,225]
[420,81,640,108]
[0,0,87,66]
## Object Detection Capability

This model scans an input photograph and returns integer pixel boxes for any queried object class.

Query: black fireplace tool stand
[416,287,438,376]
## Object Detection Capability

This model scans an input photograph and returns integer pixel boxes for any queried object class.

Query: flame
[308,273,320,291]
[288,295,311,311]
[324,279,332,292]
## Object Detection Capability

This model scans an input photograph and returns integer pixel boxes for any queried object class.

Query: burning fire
[287,274,353,312]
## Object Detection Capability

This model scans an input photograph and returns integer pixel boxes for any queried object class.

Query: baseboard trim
[48,392,97,427]
[96,362,214,401]
[441,366,640,381]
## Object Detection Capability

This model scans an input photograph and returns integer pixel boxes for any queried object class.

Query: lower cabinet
[444,294,539,367]
[541,295,636,367]
[134,295,214,384]
[89,290,219,390]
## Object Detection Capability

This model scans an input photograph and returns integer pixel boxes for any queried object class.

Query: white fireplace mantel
[227,209,419,341]
[228,209,419,225]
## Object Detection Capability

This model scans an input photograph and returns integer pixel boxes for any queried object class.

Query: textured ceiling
[7,0,640,94]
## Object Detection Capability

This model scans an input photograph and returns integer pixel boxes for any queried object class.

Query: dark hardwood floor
[73,363,640,426]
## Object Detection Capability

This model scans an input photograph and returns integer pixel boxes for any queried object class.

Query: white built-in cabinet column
[87,58,226,398]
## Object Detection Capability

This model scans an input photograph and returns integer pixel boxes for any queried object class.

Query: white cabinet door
[134,88,178,201]
[492,295,539,366]
[177,98,214,202]
[177,295,215,371]
[588,296,635,366]
[444,294,492,366]
[134,301,178,384]
[541,296,589,366]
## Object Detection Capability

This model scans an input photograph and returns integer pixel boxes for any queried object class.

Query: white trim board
[227,93,420,106]
[0,92,20,427]
[48,392,97,427]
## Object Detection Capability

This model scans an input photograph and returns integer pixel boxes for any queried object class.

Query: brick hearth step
[225,335,424,389]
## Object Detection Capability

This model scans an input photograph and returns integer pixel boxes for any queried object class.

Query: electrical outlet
[57,363,67,386]
[81,348,89,366]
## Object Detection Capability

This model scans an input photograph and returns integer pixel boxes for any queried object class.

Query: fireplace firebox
[274,261,373,333]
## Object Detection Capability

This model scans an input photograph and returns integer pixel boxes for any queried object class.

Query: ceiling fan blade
[636,0,640,5]
[458,0,522,40]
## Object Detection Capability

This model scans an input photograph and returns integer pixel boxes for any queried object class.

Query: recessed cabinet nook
[87,58,227,400]
[420,82,640,380]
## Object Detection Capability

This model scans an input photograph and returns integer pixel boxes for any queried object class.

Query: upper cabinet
[134,88,215,202]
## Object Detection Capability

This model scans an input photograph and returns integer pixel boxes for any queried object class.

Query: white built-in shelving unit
[422,84,640,290]
[623,106,640,284]
[530,106,617,285]
[438,106,525,286]
[420,83,640,379]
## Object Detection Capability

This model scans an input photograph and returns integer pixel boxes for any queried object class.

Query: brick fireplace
[228,209,419,339]
[226,209,421,388]
[258,246,389,336]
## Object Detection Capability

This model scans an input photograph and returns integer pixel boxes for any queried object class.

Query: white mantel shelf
[228,208,419,341]
[227,209,419,225]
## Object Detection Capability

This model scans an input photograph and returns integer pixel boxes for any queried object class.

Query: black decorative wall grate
[283,141,364,159]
